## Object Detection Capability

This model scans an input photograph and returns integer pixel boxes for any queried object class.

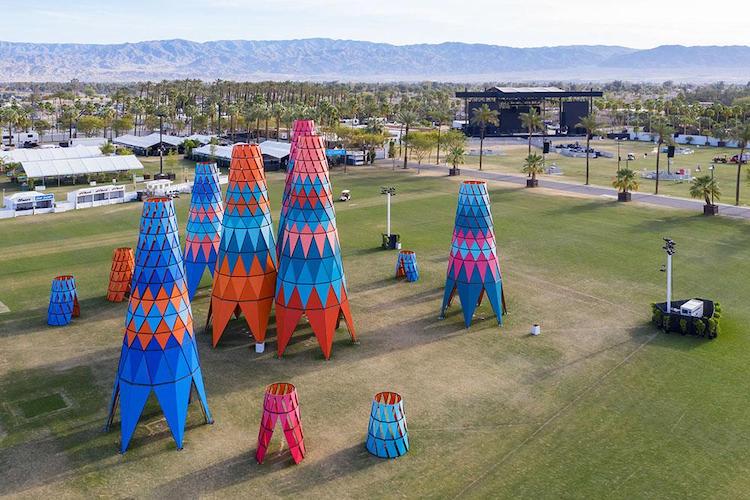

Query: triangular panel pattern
[395,250,419,282]
[275,134,356,359]
[184,162,224,300]
[107,247,135,302]
[105,197,212,453]
[255,382,305,464]
[366,391,409,458]
[208,144,277,346]
[47,275,80,326]
[440,180,506,327]
[277,120,316,252]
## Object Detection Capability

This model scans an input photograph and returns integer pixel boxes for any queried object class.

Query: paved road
[397,161,750,220]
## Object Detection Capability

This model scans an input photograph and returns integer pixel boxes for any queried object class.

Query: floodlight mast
[663,238,676,311]
[381,187,396,236]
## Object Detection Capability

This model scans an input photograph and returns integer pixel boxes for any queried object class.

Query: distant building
[191,141,290,171]
[455,86,603,137]
[113,133,184,156]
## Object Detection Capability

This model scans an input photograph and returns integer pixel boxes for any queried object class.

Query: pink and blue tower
[440,180,506,327]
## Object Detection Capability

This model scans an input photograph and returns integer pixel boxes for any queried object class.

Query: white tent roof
[185,134,217,145]
[114,133,185,149]
[259,141,291,159]
[193,144,233,160]
[21,155,144,178]
[0,145,103,163]
[70,137,108,147]
[193,142,291,161]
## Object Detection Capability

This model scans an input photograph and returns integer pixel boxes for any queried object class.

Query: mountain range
[1,38,749,82]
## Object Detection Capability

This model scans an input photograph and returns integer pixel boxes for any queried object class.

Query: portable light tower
[662,238,676,311]
[380,186,399,249]
[381,186,396,236]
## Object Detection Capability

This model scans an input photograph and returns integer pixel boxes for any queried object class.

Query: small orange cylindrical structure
[106,247,135,302]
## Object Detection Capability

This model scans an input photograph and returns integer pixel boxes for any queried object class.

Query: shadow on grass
[349,276,399,294]
[347,246,386,258]
[542,198,617,218]
[148,441,379,497]
[357,286,443,314]
[0,286,472,496]
[647,325,715,352]
[0,296,122,339]
[0,354,215,496]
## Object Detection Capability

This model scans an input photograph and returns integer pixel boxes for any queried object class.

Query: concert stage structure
[455,87,603,137]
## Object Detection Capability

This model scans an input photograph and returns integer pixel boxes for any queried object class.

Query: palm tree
[576,114,600,185]
[612,168,639,202]
[471,104,498,171]
[519,107,543,154]
[1,106,20,146]
[272,102,285,140]
[522,153,545,187]
[445,145,465,173]
[430,108,453,165]
[731,123,750,205]
[650,122,674,195]
[690,174,721,214]
[262,106,272,141]
[397,109,418,169]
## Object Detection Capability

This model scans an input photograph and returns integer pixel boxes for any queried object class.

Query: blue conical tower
[184,162,224,300]
[106,197,212,453]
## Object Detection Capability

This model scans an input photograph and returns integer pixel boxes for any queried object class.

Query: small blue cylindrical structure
[47,275,79,326]
[366,391,409,459]
[395,250,419,282]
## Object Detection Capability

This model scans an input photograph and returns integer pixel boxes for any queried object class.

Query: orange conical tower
[208,144,277,347]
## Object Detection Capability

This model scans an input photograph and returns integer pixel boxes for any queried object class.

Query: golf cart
[339,190,351,202]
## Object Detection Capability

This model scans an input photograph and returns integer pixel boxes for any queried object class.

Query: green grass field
[463,139,750,206]
[1,166,750,498]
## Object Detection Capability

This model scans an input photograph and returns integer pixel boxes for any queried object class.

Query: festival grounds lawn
[1,166,750,497]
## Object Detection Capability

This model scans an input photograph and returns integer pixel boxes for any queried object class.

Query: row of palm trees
[2,80,459,148]
[595,94,750,139]
[467,102,750,206]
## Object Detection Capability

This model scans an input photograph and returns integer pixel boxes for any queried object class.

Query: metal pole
[666,252,672,311]
[159,115,164,175]
[386,192,391,236]
[711,164,715,205]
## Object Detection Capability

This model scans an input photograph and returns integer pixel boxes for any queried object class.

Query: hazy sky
[2,0,747,48]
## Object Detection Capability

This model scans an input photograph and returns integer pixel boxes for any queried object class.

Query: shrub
[663,315,672,332]
[388,140,396,159]
[652,306,663,327]
[694,319,706,337]
[707,318,718,338]
[679,319,688,335]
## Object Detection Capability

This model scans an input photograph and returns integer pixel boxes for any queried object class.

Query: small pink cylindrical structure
[256,382,306,465]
